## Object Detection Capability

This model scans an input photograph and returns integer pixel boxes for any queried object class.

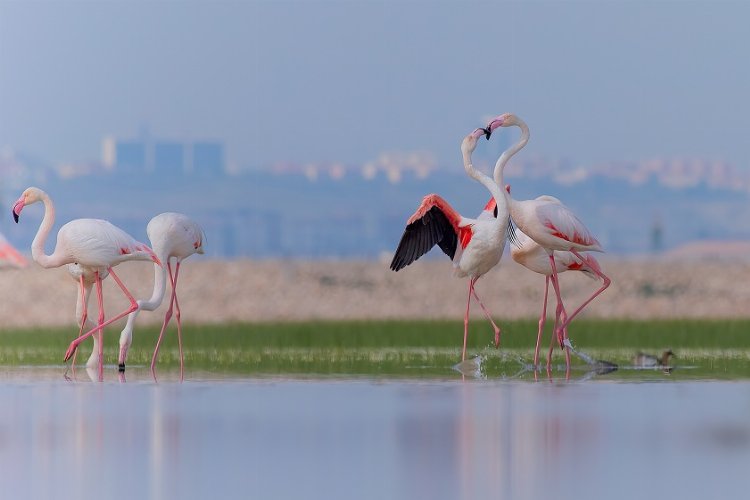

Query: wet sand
[0,256,748,329]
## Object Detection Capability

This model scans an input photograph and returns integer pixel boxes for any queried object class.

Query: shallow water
[1,368,748,500]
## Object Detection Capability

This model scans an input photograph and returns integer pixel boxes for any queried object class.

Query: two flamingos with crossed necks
[486,113,611,364]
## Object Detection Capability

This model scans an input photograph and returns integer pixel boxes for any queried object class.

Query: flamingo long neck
[493,119,530,211]
[462,147,506,218]
[118,257,168,350]
[30,192,61,268]
[143,258,168,310]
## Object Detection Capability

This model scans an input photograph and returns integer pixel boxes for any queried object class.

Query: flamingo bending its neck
[487,114,611,366]
[390,128,510,361]
[118,212,204,379]
[12,187,161,381]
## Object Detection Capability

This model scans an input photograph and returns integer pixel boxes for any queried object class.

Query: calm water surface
[1,368,748,500]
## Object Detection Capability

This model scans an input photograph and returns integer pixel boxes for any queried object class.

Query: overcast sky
[1,0,748,170]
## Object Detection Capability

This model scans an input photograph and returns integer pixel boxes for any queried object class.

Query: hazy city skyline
[2,1,749,171]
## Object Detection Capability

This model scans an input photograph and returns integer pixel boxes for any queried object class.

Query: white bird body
[118,212,204,376]
[454,209,505,279]
[55,218,158,268]
[508,197,603,254]
[147,212,205,261]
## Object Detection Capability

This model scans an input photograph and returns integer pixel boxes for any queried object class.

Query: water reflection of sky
[1,374,748,500]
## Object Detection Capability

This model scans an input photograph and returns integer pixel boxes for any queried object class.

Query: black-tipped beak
[482,127,492,140]
[12,210,18,224]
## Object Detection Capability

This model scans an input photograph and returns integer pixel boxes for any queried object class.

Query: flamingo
[507,210,605,366]
[118,212,204,378]
[487,113,611,364]
[390,127,510,361]
[12,187,161,380]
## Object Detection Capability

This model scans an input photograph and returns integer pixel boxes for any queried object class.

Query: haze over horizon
[2,1,749,170]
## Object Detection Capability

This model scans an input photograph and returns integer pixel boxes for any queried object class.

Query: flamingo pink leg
[547,255,567,347]
[71,275,88,368]
[546,308,572,370]
[151,261,185,380]
[95,271,105,381]
[556,249,611,333]
[546,265,571,370]
[469,283,501,349]
[63,268,139,369]
[461,278,475,361]
[172,262,185,381]
[534,276,550,367]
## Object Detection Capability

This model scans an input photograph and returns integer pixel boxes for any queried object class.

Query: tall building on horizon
[102,135,226,176]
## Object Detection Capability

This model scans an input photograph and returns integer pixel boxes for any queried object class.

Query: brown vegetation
[1,256,748,329]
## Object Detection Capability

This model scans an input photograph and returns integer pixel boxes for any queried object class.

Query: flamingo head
[486,113,519,133]
[461,128,489,156]
[12,187,45,223]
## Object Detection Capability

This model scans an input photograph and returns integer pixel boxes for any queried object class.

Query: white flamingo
[390,128,510,361]
[508,212,605,366]
[487,114,611,366]
[118,212,204,378]
[12,187,161,380]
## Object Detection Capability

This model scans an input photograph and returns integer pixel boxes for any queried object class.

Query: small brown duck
[633,349,674,368]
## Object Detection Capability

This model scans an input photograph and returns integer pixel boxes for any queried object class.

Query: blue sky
[1,1,748,169]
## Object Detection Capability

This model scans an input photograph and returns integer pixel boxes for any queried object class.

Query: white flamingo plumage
[118,212,204,379]
[487,114,611,366]
[390,128,510,361]
[12,187,161,380]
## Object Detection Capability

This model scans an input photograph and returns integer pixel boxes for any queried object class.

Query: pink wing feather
[536,203,600,248]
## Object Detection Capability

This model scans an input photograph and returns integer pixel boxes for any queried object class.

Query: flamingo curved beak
[482,127,492,140]
[12,200,23,223]
[487,117,505,133]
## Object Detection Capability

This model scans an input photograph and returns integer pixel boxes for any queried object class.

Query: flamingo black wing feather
[390,206,458,271]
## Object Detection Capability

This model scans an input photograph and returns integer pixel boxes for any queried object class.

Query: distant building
[154,141,185,173]
[102,135,225,176]
[192,142,225,176]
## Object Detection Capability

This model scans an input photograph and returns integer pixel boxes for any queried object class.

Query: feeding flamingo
[487,113,611,364]
[118,212,204,378]
[12,187,161,380]
[507,210,605,366]
[390,127,510,361]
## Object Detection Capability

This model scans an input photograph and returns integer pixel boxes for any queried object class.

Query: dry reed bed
[0,257,747,329]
